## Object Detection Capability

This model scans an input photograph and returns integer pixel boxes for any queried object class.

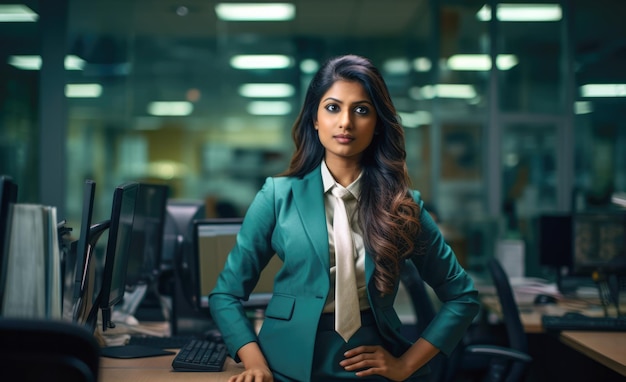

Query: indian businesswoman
[209,54,480,382]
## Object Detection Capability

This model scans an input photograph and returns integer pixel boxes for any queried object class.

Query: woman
[209,54,479,382]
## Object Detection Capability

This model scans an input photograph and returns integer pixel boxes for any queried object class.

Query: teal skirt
[272,310,430,382]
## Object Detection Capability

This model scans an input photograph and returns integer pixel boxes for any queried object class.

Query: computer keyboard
[171,338,227,372]
[542,314,626,332]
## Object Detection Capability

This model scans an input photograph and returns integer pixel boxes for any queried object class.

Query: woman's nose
[338,110,352,129]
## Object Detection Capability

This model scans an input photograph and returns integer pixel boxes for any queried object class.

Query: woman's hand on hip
[340,345,413,382]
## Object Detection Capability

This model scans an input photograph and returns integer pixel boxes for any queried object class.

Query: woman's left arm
[412,197,480,356]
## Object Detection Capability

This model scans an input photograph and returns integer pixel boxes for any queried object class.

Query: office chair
[399,260,447,382]
[0,318,100,382]
[447,257,532,382]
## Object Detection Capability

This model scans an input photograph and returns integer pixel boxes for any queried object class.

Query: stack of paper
[0,203,62,319]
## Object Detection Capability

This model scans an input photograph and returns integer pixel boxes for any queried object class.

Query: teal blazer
[209,166,479,380]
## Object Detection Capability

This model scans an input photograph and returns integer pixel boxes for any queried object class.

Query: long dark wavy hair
[281,54,421,295]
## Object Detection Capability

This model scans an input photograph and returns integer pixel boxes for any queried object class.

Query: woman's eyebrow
[321,97,373,105]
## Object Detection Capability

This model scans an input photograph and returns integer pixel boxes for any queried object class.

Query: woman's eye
[354,106,369,114]
[325,104,339,112]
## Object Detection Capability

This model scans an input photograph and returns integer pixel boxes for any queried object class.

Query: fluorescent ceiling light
[611,192,626,208]
[247,101,292,115]
[64,55,86,70]
[65,84,102,98]
[230,54,293,70]
[300,59,319,74]
[574,101,593,115]
[147,101,193,116]
[447,54,518,71]
[477,4,562,22]
[239,83,295,98]
[410,84,477,100]
[8,55,86,70]
[383,58,411,75]
[0,4,38,22]
[215,3,295,21]
[398,111,432,128]
[413,57,432,72]
[580,84,626,98]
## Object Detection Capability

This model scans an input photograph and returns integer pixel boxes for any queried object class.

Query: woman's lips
[334,134,354,144]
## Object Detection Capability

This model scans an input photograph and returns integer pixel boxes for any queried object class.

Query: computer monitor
[572,210,626,276]
[162,200,205,307]
[93,182,139,332]
[72,179,97,324]
[193,218,282,315]
[538,214,573,268]
[162,199,205,268]
[124,183,169,287]
[0,175,18,265]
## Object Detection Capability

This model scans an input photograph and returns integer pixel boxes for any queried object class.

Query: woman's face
[315,80,378,166]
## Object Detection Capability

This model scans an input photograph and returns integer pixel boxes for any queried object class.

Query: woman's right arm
[228,342,274,382]
[209,178,278,379]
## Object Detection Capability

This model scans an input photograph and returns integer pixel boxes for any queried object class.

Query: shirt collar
[320,160,362,199]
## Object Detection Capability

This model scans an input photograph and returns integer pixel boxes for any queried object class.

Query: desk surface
[560,331,626,377]
[480,294,612,334]
[100,351,243,382]
[480,289,626,377]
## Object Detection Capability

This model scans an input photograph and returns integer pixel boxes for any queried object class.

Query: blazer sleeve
[208,177,278,361]
[409,191,480,355]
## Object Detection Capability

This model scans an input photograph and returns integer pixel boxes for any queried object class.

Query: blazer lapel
[292,167,330,270]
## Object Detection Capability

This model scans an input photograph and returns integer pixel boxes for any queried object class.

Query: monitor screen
[98,182,139,331]
[162,199,205,266]
[194,218,282,313]
[72,179,97,324]
[124,183,169,287]
[538,214,573,268]
[573,210,626,275]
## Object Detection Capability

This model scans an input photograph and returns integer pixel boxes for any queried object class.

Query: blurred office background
[1,0,625,277]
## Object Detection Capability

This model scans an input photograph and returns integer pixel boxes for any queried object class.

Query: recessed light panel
[147,101,194,116]
[215,3,295,21]
[477,4,562,22]
[65,84,102,98]
[230,55,293,70]
[0,5,38,22]
[239,83,295,98]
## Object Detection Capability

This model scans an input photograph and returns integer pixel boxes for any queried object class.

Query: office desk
[480,290,626,377]
[559,331,626,377]
[99,351,243,382]
[480,294,609,333]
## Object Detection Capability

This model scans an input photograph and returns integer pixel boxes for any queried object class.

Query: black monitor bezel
[538,213,573,268]
[124,183,169,287]
[0,175,17,309]
[0,175,18,249]
[98,181,139,331]
[72,179,96,322]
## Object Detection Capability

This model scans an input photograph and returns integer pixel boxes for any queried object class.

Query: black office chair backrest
[400,260,437,335]
[0,318,100,382]
[400,260,446,382]
[487,257,529,381]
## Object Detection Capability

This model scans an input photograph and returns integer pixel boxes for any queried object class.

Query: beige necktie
[332,186,361,342]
